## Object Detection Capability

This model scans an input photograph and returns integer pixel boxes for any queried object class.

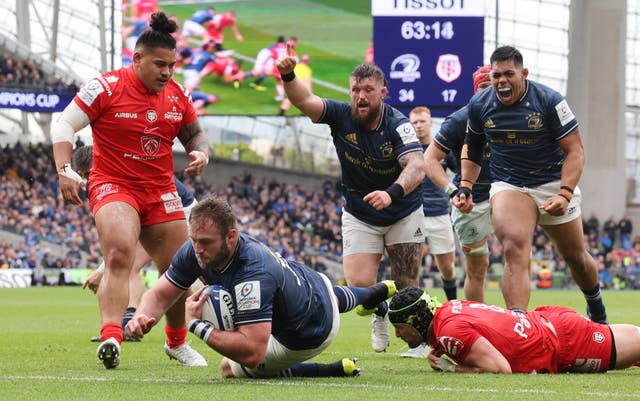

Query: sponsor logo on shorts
[592,331,605,344]
[235,281,261,311]
[95,183,119,201]
[414,227,424,238]
[160,191,183,214]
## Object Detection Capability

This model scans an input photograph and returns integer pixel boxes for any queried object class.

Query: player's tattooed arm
[386,242,422,288]
[395,150,425,195]
[178,120,210,156]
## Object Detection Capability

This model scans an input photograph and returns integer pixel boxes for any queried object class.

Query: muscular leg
[386,242,422,289]
[542,218,599,291]
[95,202,141,342]
[128,242,152,308]
[343,253,382,287]
[610,324,640,369]
[491,191,538,310]
[462,238,490,302]
[139,219,190,329]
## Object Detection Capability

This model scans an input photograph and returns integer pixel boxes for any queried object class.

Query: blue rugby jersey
[420,143,451,217]
[434,106,492,203]
[466,80,578,187]
[318,99,423,226]
[165,233,335,350]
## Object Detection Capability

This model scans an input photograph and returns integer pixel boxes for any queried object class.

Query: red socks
[165,324,188,349]
[100,322,123,343]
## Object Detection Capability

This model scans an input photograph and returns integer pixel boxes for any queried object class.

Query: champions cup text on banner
[372,0,484,118]
[0,90,74,113]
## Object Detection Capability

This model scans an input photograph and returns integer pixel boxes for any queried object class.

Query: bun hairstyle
[135,12,177,50]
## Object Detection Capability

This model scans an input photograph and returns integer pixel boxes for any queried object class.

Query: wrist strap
[281,71,296,82]
[557,193,571,203]
[560,185,574,194]
[443,182,458,198]
[188,319,214,342]
[385,183,404,201]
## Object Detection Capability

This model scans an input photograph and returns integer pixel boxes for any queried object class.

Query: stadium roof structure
[0,0,122,141]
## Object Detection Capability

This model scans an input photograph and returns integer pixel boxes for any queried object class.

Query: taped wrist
[189,319,214,342]
[385,183,404,201]
[58,163,83,183]
[457,187,472,199]
[443,182,458,198]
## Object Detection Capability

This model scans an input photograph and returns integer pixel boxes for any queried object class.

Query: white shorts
[183,198,198,220]
[182,69,201,89]
[490,180,582,226]
[423,214,455,255]
[253,48,272,72]
[228,273,340,378]
[451,199,493,246]
[181,19,206,37]
[342,207,425,256]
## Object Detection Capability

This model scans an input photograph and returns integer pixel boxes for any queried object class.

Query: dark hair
[189,195,237,236]
[351,63,387,87]
[135,12,177,51]
[71,145,93,179]
[490,45,523,68]
[388,287,437,341]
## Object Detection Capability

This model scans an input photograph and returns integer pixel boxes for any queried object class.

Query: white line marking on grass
[4,375,640,398]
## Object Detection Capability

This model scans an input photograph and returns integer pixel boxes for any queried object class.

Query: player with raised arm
[51,12,209,369]
[277,45,425,353]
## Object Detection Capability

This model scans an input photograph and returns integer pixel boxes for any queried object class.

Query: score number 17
[442,89,457,102]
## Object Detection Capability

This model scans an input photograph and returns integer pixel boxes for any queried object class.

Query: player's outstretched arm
[276,44,324,121]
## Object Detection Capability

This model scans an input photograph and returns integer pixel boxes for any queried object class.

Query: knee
[104,247,134,271]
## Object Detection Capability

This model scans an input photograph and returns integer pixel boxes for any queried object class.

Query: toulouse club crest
[436,54,462,83]
[146,109,157,123]
[141,135,160,156]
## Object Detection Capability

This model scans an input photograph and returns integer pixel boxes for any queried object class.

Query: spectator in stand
[603,215,618,243]
[585,211,600,237]
[618,212,633,249]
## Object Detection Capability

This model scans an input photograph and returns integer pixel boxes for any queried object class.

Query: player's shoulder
[166,78,192,99]
[525,80,564,105]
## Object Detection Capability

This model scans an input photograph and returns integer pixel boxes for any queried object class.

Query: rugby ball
[201,285,235,331]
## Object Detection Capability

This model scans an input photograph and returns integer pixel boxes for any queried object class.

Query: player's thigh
[94,200,141,252]
[541,217,586,260]
[490,187,538,246]
[140,219,189,273]
[452,199,493,247]
[610,324,640,369]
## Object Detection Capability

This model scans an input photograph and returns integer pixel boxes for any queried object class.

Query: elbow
[237,349,266,369]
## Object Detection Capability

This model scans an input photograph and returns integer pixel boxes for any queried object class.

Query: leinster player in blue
[125,196,396,378]
[458,46,607,322]
[424,66,493,303]
[277,46,425,353]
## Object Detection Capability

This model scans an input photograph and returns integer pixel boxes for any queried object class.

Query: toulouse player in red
[389,287,640,374]
[51,12,209,369]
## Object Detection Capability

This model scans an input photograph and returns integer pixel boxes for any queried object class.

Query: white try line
[4,375,640,398]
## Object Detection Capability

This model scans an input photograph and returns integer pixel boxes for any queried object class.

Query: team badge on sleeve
[235,281,261,311]
[554,99,575,126]
[396,122,419,145]
[77,79,104,106]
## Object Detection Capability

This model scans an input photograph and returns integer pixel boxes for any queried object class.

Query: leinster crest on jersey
[141,135,160,156]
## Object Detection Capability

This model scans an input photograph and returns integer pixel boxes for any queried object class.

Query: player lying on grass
[389,287,640,374]
[126,195,396,378]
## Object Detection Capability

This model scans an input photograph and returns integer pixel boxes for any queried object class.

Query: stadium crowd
[0,142,639,290]
[0,54,79,93]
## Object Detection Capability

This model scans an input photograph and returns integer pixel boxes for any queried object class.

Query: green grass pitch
[2,287,640,401]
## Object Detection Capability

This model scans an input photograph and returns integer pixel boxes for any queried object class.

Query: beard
[351,102,381,130]
[197,242,231,271]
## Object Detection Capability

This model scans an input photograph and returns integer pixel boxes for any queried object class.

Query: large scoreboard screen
[372,0,485,117]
